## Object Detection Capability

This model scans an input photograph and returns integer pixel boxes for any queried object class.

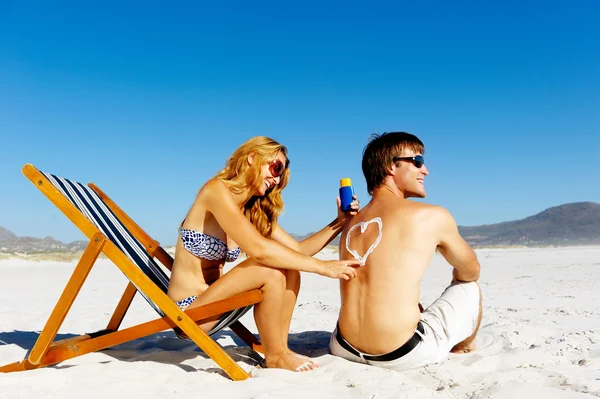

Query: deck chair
[0,164,264,381]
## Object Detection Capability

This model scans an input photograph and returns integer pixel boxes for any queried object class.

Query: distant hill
[459,202,600,247]
[2,202,599,255]
[293,202,600,248]
[0,226,17,242]
[0,227,87,254]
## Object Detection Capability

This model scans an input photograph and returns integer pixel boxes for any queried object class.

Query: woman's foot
[265,351,319,372]
[295,351,319,368]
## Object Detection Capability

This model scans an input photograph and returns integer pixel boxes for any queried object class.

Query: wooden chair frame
[0,164,263,381]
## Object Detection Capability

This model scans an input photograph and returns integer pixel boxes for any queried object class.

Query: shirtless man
[329,132,482,371]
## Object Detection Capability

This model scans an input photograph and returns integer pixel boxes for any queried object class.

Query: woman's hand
[336,195,360,223]
[317,259,363,280]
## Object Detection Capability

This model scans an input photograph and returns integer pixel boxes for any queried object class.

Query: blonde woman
[167,136,361,372]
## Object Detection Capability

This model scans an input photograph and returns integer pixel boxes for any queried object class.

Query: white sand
[1,246,599,398]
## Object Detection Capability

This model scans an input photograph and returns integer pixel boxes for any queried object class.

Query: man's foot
[451,340,476,353]
[265,352,319,372]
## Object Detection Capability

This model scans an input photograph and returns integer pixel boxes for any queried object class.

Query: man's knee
[454,280,480,299]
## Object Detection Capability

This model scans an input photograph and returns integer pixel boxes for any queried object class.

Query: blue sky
[1,1,598,245]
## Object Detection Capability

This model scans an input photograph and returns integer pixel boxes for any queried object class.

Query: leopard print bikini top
[179,225,241,263]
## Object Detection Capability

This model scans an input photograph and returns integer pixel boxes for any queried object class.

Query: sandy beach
[1,246,599,398]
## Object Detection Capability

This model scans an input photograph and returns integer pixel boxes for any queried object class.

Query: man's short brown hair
[361,132,425,195]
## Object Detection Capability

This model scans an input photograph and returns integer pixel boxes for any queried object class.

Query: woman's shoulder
[195,178,231,203]
[199,178,228,194]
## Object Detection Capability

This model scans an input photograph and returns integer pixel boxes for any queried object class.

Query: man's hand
[452,268,479,284]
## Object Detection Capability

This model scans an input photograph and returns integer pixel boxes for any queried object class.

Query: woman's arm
[201,179,361,279]
[271,196,360,256]
[271,219,343,256]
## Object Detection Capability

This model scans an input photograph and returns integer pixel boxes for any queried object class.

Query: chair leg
[27,233,106,365]
[102,241,255,380]
[229,321,264,354]
[105,282,137,331]
[1,290,262,378]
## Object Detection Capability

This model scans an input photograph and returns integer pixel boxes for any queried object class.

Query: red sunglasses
[268,159,286,178]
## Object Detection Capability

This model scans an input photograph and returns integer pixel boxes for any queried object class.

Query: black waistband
[335,321,424,362]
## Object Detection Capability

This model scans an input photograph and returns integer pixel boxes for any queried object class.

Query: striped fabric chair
[0,164,263,381]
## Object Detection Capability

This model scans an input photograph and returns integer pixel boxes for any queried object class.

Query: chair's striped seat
[42,170,251,336]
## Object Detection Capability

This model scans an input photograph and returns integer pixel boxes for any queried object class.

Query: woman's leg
[279,270,318,366]
[186,259,316,371]
[281,270,300,341]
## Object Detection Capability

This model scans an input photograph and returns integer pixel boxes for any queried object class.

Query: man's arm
[434,207,480,282]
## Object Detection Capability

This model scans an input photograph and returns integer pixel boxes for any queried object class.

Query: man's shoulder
[416,205,460,235]
[364,197,453,222]
[405,201,448,216]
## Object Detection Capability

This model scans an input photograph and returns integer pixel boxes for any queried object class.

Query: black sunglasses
[393,155,425,169]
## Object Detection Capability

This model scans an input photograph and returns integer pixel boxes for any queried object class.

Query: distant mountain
[0,227,87,254]
[0,226,17,241]
[2,202,598,254]
[293,202,600,248]
[459,202,600,246]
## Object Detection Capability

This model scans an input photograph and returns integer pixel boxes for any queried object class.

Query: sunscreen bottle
[339,178,354,212]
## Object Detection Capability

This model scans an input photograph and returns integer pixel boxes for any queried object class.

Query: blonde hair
[215,136,290,238]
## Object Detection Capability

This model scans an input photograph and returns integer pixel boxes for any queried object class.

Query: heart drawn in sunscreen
[346,217,383,264]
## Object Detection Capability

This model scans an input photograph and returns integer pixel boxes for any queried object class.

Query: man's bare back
[339,194,444,354]
[331,132,482,370]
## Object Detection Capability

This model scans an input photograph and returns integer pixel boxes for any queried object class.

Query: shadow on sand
[0,328,333,375]
[0,330,79,350]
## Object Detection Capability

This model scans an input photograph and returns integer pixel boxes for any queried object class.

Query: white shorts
[329,281,481,371]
